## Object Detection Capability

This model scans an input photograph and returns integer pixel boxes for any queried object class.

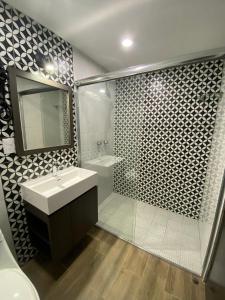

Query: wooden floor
[22,226,205,300]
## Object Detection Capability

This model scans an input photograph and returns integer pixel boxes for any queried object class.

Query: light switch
[2,138,16,154]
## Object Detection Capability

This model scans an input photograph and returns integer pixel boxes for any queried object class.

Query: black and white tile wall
[113,59,224,219]
[0,1,78,263]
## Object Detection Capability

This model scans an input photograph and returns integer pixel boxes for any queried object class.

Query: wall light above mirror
[8,67,74,156]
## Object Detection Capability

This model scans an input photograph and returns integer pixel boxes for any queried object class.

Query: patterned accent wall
[113,60,224,219]
[0,1,78,263]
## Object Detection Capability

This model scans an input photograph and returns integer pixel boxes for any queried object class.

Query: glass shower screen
[77,80,137,241]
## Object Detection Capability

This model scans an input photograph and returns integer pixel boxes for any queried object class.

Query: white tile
[167,212,184,225]
[154,207,169,219]
[161,249,181,265]
[179,250,202,274]
[98,193,202,274]
[153,216,168,227]
[135,225,149,240]
[136,205,156,220]
[146,248,165,258]
[179,236,200,251]
[138,233,165,251]
[135,215,154,229]
[165,237,182,251]
[151,222,167,236]
[166,219,183,233]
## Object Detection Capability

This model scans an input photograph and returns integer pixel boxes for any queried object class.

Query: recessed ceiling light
[99,89,105,93]
[121,38,133,48]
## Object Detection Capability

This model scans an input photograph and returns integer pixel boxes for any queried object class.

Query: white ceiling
[5,0,225,72]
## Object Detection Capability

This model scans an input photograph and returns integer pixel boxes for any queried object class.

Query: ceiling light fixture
[99,89,105,93]
[35,50,55,74]
[121,38,133,48]
[45,63,55,74]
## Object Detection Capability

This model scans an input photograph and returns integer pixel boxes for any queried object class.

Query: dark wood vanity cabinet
[24,186,98,260]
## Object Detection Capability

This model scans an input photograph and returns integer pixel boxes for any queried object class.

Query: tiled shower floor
[98,193,202,275]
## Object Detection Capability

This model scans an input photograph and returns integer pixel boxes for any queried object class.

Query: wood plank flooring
[22,226,205,300]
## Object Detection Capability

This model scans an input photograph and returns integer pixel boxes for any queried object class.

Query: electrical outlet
[2,138,16,154]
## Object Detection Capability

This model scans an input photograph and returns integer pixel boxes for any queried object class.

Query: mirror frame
[8,67,74,156]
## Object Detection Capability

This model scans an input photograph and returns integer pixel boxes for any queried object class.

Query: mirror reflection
[16,76,70,150]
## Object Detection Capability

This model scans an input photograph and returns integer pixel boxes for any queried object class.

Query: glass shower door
[77,81,137,241]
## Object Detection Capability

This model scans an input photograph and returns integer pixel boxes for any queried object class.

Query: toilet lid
[0,268,39,300]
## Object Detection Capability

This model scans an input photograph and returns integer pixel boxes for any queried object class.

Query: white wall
[73,47,106,81]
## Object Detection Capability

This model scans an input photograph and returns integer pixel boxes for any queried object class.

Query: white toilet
[0,229,40,300]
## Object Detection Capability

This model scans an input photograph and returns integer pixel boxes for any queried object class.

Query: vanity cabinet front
[24,186,98,260]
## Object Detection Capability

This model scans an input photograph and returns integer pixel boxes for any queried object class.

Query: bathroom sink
[83,155,123,177]
[86,155,123,168]
[21,166,98,215]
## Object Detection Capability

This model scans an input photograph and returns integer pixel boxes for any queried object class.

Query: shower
[76,48,225,276]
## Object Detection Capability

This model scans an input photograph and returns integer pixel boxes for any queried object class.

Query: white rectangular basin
[21,167,98,215]
[86,155,123,168]
[83,155,123,177]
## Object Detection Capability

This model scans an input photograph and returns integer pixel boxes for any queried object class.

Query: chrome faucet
[52,162,64,180]
[52,165,58,177]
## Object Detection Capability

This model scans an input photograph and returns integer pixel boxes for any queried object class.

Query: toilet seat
[0,268,39,300]
[0,229,39,299]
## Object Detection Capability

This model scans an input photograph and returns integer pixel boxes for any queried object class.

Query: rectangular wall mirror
[8,68,74,155]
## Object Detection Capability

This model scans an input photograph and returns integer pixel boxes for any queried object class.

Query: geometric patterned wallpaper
[0,1,78,264]
[113,59,224,219]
